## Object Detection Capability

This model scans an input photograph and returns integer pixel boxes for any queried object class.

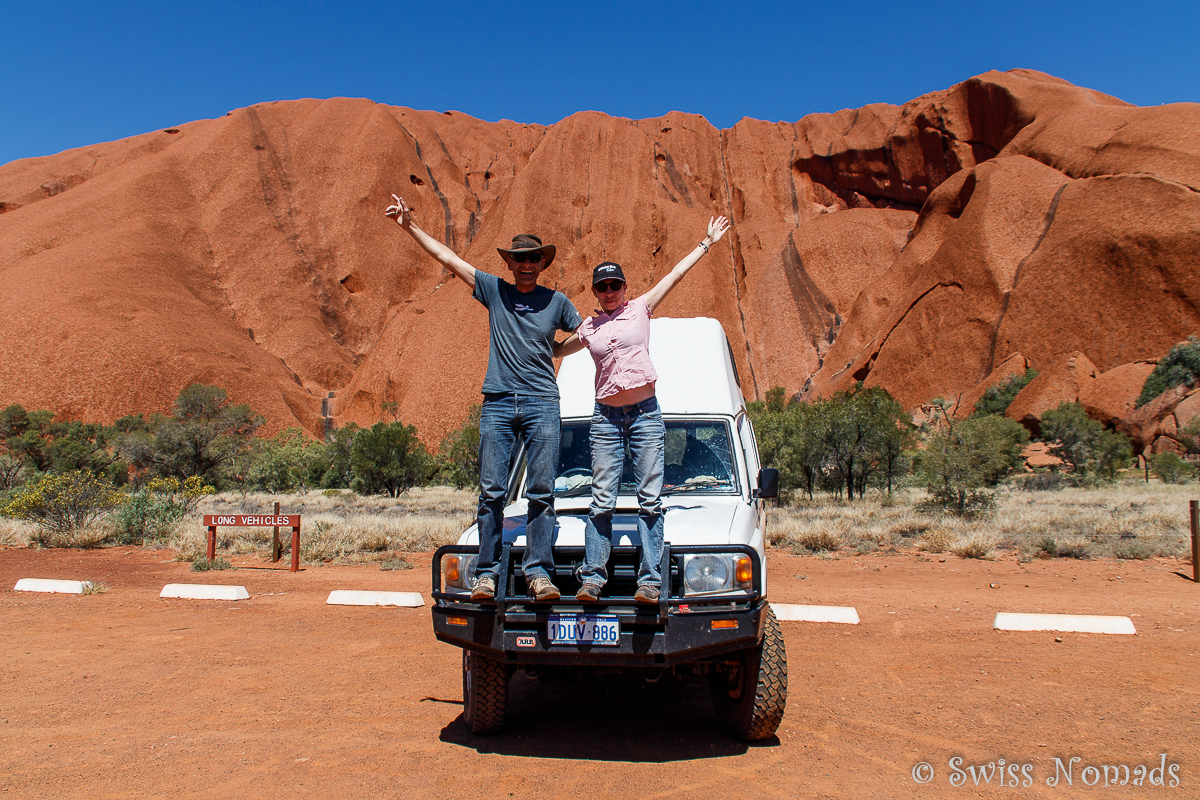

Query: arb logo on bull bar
[516,636,536,648]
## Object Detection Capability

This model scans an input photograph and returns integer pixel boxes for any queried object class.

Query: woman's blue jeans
[579,397,665,588]
[475,393,560,583]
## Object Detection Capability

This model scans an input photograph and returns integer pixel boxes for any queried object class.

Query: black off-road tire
[462,650,511,734]
[710,605,788,741]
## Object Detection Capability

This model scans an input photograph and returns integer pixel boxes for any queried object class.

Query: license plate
[548,614,621,646]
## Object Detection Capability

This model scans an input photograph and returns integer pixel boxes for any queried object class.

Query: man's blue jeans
[579,397,665,588]
[475,393,560,583]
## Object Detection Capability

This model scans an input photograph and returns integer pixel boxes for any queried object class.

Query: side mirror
[754,468,779,499]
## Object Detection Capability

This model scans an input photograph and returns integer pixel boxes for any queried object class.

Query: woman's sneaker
[526,576,561,601]
[576,583,603,602]
[633,584,660,603]
[470,575,496,600]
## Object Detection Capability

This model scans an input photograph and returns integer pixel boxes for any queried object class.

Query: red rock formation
[1,69,1197,449]
[956,352,1030,417]
[1005,352,1099,432]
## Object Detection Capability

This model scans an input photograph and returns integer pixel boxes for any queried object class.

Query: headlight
[443,554,477,590]
[682,554,753,596]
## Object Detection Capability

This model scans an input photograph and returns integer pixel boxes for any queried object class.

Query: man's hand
[385,194,413,227]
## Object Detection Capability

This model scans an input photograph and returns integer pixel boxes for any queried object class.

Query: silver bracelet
[698,241,710,254]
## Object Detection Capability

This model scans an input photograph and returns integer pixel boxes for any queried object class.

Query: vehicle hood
[457,496,744,547]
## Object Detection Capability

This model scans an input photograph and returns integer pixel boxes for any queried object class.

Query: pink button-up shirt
[576,297,658,400]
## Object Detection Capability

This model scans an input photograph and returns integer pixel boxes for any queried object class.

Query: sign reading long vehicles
[203,515,300,527]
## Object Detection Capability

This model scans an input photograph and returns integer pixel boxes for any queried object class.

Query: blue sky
[2,0,1197,166]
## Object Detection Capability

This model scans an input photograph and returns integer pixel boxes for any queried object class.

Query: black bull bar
[430,543,767,667]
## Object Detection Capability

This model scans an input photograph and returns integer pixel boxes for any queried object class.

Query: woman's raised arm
[385,194,478,289]
[640,215,731,314]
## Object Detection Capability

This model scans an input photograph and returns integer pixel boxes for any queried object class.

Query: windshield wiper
[554,485,595,497]
[663,479,733,494]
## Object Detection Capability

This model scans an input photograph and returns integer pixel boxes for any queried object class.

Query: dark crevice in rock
[398,124,455,251]
[246,108,342,348]
[717,129,760,399]
[653,146,693,207]
[984,182,1066,375]
[839,280,965,383]
[781,234,841,356]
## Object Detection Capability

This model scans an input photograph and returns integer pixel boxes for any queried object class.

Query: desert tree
[121,384,263,485]
[349,421,430,497]
[918,402,1029,515]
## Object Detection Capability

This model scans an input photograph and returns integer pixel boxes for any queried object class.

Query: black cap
[592,262,626,285]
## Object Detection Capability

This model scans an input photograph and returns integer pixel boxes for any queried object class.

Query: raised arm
[553,332,586,359]
[640,216,731,314]
[385,194,478,289]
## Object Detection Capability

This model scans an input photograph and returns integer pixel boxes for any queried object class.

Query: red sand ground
[1,546,1196,798]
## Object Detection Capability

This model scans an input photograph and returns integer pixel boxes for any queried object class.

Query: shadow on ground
[440,671,772,760]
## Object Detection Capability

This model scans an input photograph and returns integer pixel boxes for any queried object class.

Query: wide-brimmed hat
[497,234,556,267]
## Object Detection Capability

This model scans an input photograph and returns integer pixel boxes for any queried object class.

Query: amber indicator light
[711,619,738,630]
[447,616,469,626]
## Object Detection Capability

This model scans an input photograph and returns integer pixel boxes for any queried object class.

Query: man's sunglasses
[595,280,625,293]
[510,252,545,264]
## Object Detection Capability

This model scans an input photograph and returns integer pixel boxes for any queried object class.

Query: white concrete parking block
[326,590,425,607]
[771,603,860,624]
[13,578,91,594]
[994,612,1136,635]
[160,584,250,601]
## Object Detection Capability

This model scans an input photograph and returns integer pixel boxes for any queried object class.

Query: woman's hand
[706,215,731,244]
[385,194,412,227]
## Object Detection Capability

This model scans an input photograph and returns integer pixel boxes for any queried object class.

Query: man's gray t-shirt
[473,271,582,399]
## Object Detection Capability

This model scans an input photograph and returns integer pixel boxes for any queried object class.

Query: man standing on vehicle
[385,195,581,601]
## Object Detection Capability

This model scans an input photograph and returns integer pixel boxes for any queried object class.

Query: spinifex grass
[769,481,1194,560]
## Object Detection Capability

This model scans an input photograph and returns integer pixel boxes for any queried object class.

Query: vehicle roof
[558,317,747,419]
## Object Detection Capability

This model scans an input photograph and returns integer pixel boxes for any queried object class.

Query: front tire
[710,605,788,741]
[462,650,511,734]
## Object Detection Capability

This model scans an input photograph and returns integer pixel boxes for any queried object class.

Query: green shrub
[1039,402,1132,480]
[1037,537,1058,557]
[1136,336,1200,408]
[1112,539,1155,560]
[2,471,125,534]
[918,411,1028,516]
[1149,451,1195,484]
[974,368,1037,416]
[109,476,215,544]
[1013,472,1066,492]
[434,404,481,490]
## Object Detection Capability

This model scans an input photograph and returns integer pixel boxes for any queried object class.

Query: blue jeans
[579,397,665,588]
[474,393,560,583]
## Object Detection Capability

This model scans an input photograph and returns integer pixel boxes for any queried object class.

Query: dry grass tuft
[30,525,111,549]
[949,533,997,560]
[81,580,111,595]
[916,528,957,553]
[0,518,36,547]
[792,530,843,553]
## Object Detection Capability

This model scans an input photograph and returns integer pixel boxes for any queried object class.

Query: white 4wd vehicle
[431,318,786,740]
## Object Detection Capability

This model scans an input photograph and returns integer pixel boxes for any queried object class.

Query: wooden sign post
[203,514,302,572]
[1191,500,1199,584]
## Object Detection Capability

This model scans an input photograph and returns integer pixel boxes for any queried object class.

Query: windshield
[554,420,739,497]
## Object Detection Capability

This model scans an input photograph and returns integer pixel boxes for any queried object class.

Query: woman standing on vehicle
[555,215,732,603]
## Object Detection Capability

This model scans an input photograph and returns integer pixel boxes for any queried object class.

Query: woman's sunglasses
[510,252,545,264]
[595,280,625,293]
